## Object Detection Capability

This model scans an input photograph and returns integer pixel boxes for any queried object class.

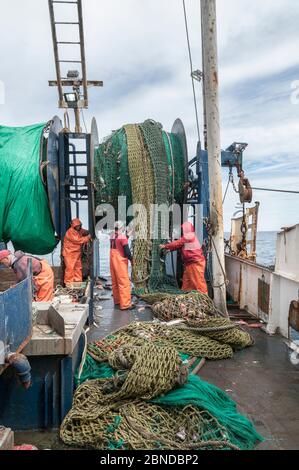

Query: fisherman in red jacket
[160,221,208,294]
[0,250,54,302]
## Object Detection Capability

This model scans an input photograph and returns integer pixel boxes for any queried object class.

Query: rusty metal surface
[258,278,270,315]
[0,268,15,292]
[289,301,299,332]
[238,172,252,204]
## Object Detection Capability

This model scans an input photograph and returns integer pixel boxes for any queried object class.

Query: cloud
[0,0,298,233]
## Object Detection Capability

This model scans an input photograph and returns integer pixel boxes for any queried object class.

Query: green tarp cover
[0,123,57,254]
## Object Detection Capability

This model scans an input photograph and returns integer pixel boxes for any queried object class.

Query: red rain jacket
[164,222,205,266]
[12,251,42,283]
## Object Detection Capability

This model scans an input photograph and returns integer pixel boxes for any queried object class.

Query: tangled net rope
[87,316,252,363]
[94,119,187,295]
[124,124,154,291]
[61,332,261,450]
[150,291,219,320]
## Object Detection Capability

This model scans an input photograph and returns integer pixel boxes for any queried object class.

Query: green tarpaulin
[0,123,57,255]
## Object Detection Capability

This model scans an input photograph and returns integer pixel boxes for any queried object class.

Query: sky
[0,0,299,231]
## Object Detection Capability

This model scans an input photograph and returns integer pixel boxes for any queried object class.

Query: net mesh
[61,324,262,450]
[94,119,186,294]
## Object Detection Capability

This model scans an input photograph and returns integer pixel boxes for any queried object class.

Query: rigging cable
[252,187,299,195]
[182,0,201,142]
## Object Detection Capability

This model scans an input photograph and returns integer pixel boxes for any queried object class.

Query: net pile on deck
[60,335,262,450]
[142,291,253,356]
[143,291,219,318]
[94,119,186,295]
[86,319,253,362]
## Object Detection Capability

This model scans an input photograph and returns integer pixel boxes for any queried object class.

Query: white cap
[114,221,125,232]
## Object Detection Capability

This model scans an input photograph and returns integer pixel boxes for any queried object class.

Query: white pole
[201,0,228,315]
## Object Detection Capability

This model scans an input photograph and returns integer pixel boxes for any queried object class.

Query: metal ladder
[48,0,102,130]
[59,131,95,324]
[48,0,98,323]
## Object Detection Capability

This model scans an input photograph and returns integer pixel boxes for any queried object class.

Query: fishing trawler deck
[86,288,299,451]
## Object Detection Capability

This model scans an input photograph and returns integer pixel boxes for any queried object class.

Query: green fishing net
[63,335,263,451]
[94,120,186,295]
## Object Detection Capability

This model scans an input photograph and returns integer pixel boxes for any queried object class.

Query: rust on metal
[238,264,243,305]
[289,300,299,333]
[213,71,218,86]
[238,171,253,204]
[258,278,270,315]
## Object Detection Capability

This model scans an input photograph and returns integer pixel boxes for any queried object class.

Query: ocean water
[97,231,277,277]
[255,231,277,267]
[42,231,277,274]
[225,231,277,267]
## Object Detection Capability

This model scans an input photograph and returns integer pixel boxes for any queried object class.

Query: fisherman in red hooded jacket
[62,218,91,286]
[0,250,54,302]
[160,221,208,294]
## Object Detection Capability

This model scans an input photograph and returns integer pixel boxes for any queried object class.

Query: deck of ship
[14,286,299,450]
[87,286,299,451]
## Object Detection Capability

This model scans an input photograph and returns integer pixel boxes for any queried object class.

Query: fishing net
[94,119,186,295]
[94,128,133,215]
[61,332,262,450]
[87,318,252,363]
[0,123,57,254]
[182,318,254,349]
[124,124,154,292]
[151,291,219,320]
[162,131,186,207]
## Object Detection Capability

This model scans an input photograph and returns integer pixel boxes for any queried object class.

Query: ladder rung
[59,60,82,63]
[57,41,81,45]
[69,163,87,167]
[69,151,87,154]
[54,22,79,25]
[69,189,88,193]
[52,1,78,3]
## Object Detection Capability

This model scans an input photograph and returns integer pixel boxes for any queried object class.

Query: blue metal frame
[188,141,247,287]
[0,333,85,431]
[0,278,32,358]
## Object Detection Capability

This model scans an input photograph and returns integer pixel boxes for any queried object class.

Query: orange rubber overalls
[164,222,208,295]
[110,231,132,310]
[34,260,55,302]
[11,251,54,302]
[62,218,90,285]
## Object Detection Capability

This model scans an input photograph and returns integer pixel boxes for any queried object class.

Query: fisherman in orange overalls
[110,221,135,310]
[62,218,91,286]
[160,221,208,294]
[0,250,54,302]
